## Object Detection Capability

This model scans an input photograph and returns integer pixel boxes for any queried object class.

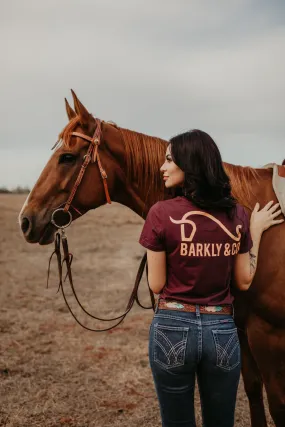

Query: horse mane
[224,163,260,209]
[119,127,167,205]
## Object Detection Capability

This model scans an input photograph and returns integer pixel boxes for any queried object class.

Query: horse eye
[59,153,77,164]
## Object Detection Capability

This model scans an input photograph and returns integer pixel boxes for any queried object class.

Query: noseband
[47,118,155,332]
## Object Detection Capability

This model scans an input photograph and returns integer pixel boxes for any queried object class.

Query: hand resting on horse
[234,201,284,291]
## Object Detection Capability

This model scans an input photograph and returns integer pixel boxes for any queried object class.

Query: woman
[139,130,283,427]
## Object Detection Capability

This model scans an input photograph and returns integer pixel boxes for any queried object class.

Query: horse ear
[71,89,92,127]
[65,98,76,120]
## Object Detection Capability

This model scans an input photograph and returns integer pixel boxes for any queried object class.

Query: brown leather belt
[158,299,233,315]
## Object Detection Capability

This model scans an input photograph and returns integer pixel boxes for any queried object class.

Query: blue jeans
[149,306,241,427]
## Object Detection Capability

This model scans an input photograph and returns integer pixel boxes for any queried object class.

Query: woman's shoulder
[234,203,250,223]
[151,197,189,213]
[235,203,247,214]
[158,196,191,207]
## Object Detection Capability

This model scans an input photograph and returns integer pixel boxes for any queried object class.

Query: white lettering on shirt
[180,242,240,257]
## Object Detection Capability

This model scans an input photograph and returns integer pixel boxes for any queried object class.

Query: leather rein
[47,118,155,332]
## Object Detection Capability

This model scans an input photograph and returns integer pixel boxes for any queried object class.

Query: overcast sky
[1,0,284,188]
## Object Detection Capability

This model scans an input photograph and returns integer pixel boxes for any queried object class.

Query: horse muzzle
[20,213,56,245]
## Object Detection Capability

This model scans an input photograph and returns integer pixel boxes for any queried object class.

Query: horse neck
[111,126,168,218]
[224,162,274,210]
[107,127,274,217]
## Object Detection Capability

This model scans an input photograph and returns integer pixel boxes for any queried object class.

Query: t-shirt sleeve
[239,208,253,254]
[139,203,165,251]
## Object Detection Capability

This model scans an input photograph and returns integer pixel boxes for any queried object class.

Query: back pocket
[154,323,189,370]
[212,328,240,371]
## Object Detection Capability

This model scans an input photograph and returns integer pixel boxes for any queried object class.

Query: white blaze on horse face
[19,151,57,226]
[160,146,184,188]
[18,191,31,225]
[18,174,39,225]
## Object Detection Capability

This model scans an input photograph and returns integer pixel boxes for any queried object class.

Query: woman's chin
[164,180,171,188]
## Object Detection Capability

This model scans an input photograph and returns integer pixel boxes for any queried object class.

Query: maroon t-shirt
[139,196,253,305]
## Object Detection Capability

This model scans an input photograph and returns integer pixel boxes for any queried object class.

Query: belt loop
[155,297,160,314]
[195,304,200,318]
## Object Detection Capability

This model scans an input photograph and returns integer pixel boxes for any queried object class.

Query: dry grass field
[0,195,274,426]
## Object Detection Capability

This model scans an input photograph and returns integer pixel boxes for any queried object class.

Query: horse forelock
[119,127,167,205]
[54,116,82,149]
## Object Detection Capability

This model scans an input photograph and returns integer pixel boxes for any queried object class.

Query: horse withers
[19,91,285,427]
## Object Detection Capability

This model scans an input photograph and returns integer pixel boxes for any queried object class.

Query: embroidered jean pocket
[212,328,240,371]
[153,323,189,370]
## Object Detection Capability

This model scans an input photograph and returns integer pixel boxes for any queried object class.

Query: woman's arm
[233,230,262,291]
[147,249,166,294]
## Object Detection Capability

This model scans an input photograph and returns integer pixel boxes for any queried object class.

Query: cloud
[0,0,284,187]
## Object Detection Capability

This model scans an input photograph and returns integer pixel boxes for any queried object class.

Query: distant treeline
[0,186,30,194]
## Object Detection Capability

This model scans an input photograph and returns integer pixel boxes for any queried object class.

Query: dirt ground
[0,194,274,427]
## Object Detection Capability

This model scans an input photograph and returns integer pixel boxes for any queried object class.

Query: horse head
[19,90,125,245]
[19,91,167,245]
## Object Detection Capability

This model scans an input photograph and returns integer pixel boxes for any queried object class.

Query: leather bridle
[47,118,155,332]
[51,118,111,229]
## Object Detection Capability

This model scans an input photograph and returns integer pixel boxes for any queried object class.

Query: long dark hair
[169,129,237,215]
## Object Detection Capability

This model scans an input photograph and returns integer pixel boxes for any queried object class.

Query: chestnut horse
[19,91,285,427]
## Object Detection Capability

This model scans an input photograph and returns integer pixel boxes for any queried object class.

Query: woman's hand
[250,201,284,233]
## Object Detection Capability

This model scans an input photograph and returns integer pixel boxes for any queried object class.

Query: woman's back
[140,196,252,305]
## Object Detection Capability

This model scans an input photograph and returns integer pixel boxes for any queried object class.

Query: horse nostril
[21,217,31,234]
